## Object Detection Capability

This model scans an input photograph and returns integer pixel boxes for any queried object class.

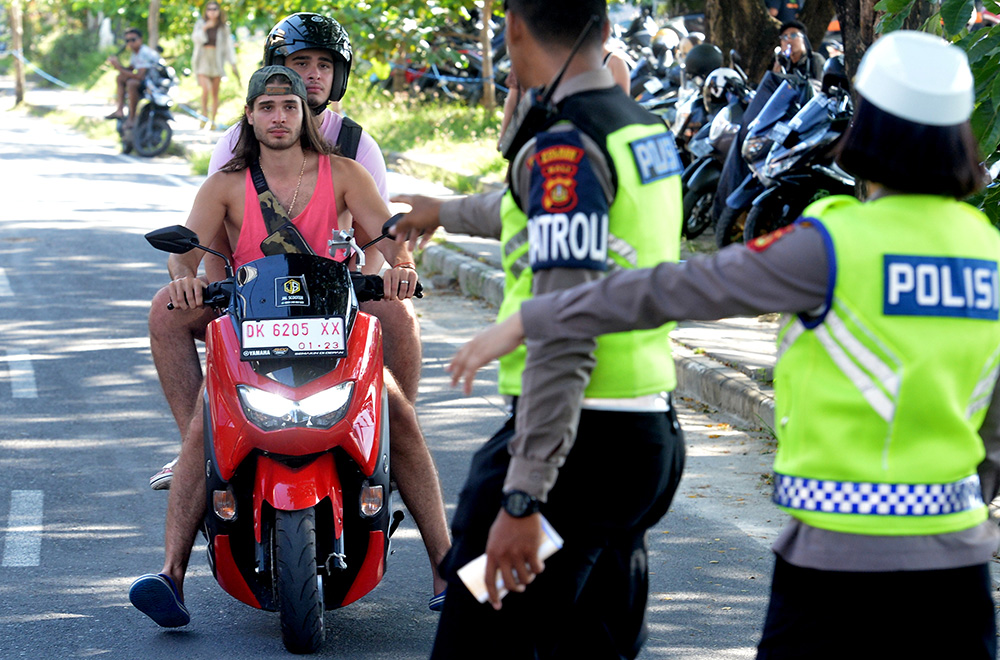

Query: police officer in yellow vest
[448,30,1000,659]
[392,1,686,657]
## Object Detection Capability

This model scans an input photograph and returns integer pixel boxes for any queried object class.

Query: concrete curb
[417,244,777,430]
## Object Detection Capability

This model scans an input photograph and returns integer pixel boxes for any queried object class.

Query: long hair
[836,97,985,199]
[220,86,337,172]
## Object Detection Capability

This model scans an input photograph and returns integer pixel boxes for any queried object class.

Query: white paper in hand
[456,514,564,604]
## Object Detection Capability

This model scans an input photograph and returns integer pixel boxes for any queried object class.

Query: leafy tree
[877,0,1000,221]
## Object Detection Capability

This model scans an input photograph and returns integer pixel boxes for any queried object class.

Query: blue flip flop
[429,588,446,612]
[129,573,190,627]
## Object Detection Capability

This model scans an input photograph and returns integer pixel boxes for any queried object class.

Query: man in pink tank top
[132,66,449,628]
[146,13,451,614]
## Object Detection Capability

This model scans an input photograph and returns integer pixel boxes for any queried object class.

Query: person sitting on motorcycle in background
[105,28,160,128]
[772,20,825,82]
[145,12,451,610]
[130,66,423,628]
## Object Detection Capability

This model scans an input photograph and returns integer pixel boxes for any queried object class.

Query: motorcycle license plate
[768,122,792,144]
[240,317,347,360]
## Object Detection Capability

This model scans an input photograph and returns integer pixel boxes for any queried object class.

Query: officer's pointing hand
[389,194,444,251]
[448,312,526,395]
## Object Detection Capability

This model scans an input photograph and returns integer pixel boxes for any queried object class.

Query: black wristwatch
[501,490,540,518]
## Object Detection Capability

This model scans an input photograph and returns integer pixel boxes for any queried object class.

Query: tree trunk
[479,0,496,111]
[902,0,935,30]
[705,0,780,83]
[798,0,837,53]
[147,0,160,51]
[834,0,879,81]
[10,0,24,105]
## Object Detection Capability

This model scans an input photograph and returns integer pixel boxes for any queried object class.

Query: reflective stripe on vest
[968,343,1000,418]
[773,472,984,516]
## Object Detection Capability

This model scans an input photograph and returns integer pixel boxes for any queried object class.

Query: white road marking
[4,352,38,399]
[2,490,44,567]
[0,268,10,296]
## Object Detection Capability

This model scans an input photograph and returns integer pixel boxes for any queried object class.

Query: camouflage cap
[246,65,308,105]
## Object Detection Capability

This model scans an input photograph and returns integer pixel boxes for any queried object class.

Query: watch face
[504,491,538,518]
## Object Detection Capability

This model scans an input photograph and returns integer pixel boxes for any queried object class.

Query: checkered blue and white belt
[772,473,984,516]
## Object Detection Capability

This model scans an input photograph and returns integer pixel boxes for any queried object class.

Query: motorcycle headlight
[238,382,354,430]
[152,91,172,106]
[760,128,839,182]
[742,134,773,167]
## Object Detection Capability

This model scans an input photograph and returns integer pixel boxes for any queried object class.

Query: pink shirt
[208,110,389,204]
[231,155,340,267]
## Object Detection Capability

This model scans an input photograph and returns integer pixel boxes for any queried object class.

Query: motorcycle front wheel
[743,192,806,243]
[133,116,172,158]
[275,508,325,654]
[714,206,747,249]
[681,186,715,239]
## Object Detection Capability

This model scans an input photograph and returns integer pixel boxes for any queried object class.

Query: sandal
[129,573,190,627]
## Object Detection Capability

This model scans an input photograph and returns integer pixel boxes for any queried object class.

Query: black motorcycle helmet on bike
[264,13,353,108]
[821,54,849,94]
[683,43,723,80]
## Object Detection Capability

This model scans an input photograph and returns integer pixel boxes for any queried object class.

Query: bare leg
[385,370,450,596]
[197,74,210,126]
[160,392,208,601]
[209,76,222,128]
[125,78,141,127]
[149,284,215,435]
[363,298,422,403]
[114,73,127,114]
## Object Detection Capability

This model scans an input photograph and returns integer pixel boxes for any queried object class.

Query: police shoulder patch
[527,130,609,272]
[747,223,797,253]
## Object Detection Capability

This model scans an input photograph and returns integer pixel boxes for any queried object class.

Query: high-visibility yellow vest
[774,194,1000,535]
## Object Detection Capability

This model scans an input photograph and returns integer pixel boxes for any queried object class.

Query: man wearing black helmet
[145,12,451,610]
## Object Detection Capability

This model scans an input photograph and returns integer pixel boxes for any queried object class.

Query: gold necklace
[286,155,307,217]
[262,154,307,217]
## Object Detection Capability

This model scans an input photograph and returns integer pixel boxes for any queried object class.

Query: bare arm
[337,157,418,300]
[605,52,631,94]
[165,173,233,308]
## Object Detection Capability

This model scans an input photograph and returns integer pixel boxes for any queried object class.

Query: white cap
[854,30,973,126]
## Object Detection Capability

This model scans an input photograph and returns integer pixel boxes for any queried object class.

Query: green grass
[18,35,508,188]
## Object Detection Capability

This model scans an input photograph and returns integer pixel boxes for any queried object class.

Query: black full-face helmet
[264,13,353,104]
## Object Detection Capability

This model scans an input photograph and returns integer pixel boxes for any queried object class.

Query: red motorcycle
[145,221,412,653]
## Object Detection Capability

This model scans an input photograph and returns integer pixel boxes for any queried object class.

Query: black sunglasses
[126,37,138,43]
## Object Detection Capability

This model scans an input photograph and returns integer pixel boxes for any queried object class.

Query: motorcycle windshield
[745,80,801,138]
[786,95,835,135]
[232,254,357,362]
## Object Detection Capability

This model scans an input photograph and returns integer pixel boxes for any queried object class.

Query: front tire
[133,116,172,158]
[682,187,715,239]
[714,206,746,249]
[275,508,324,654]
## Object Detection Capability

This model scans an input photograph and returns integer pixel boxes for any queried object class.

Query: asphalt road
[0,106,782,659]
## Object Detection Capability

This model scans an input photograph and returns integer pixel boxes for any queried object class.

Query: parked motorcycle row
[645,45,852,247]
[712,56,853,248]
[369,16,510,106]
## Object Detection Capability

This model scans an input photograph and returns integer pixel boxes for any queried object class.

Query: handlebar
[166,274,422,310]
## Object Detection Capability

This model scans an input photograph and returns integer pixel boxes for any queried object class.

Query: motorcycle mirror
[358,213,410,253]
[145,225,200,254]
[381,213,406,238]
[730,49,742,65]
